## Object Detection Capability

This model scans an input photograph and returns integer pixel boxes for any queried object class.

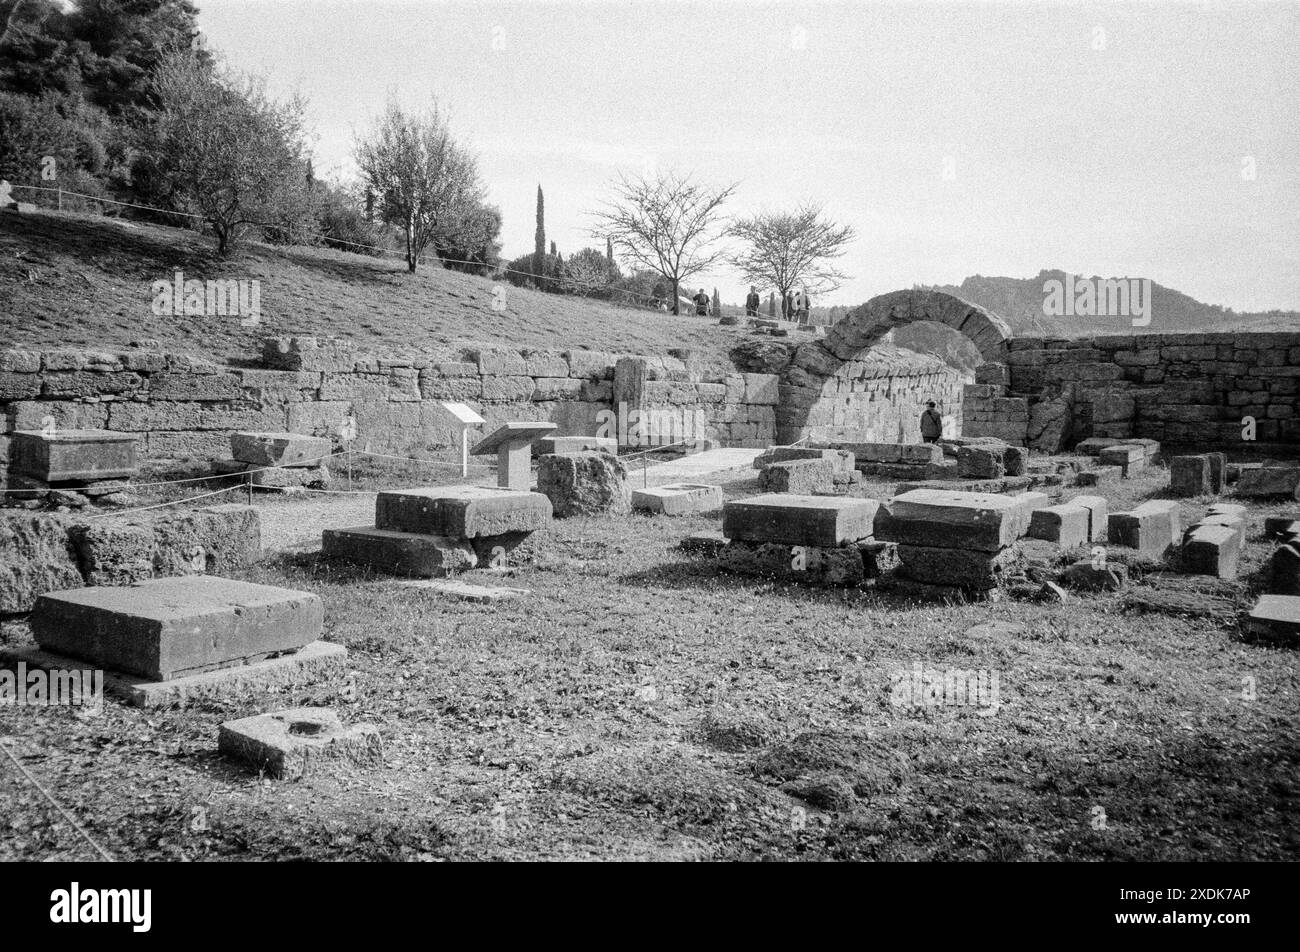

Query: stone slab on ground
[718,539,883,586]
[230,432,332,468]
[375,485,552,538]
[322,526,476,576]
[215,459,331,489]
[10,429,138,482]
[534,435,617,456]
[1272,544,1300,596]
[1061,559,1128,592]
[758,458,835,494]
[1207,452,1228,494]
[1099,444,1145,477]
[0,640,347,708]
[1108,501,1181,559]
[631,482,723,516]
[30,576,323,681]
[722,494,879,548]
[642,447,764,486]
[1181,523,1243,579]
[755,446,856,473]
[395,578,530,602]
[1028,504,1089,549]
[878,575,998,604]
[877,489,1027,552]
[1244,595,1300,645]
[218,707,382,779]
[1237,463,1300,499]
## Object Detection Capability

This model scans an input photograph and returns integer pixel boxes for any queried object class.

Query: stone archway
[775,288,1012,444]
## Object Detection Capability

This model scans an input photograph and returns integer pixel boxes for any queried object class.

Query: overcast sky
[198,0,1300,311]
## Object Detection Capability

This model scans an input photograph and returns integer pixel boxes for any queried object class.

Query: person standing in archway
[920,401,944,443]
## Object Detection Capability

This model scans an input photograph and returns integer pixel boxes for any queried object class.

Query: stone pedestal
[11,429,137,482]
[471,422,557,490]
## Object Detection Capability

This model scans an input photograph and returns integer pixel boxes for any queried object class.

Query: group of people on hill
[683,285,813,321]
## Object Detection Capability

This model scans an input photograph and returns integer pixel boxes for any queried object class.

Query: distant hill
[931,270,1300,337]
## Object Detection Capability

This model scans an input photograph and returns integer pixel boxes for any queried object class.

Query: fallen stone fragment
[322,526,476,577]
[230,432,333,468]
[1243,595,1300,646]
[631,482,723,516]
[395,579,530,602]
[723,494,879,548]
[219,707,382,780]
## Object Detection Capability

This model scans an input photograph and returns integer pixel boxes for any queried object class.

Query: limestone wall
[963,331,1300,453]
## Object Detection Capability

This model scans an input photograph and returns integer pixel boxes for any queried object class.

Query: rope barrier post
[347,444,353,491]
[247,470,253,505]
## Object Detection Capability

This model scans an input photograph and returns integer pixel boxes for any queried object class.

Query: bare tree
[728,203,856,308]
[590,170,736,315]
[355,97,481,272]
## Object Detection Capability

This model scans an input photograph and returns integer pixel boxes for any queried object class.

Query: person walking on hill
[693,288,710,316]
[920,401,944,443]
[745,286,761,317]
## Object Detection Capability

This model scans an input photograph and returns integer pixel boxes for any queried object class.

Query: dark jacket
[920,408,943,438]
[693,293,710,315]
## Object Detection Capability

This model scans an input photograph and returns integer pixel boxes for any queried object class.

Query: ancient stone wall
[964,331,1300,453]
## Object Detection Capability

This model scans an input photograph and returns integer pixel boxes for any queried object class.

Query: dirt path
[254,492,378,553]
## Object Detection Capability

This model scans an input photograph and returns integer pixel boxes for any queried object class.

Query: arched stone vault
[775,288,1012,444]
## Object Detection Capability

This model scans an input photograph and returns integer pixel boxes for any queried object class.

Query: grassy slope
[1,462,1296,861]
[0,210,755,364]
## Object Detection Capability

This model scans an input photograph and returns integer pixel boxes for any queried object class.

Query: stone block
[536,451,630,517]
[631,483,723,516]
[1028,504,1090,549]
[1244,595,1300,646]
[1264,515,1300,540]
[1099,444,1144,477]
[719,539,869,586]
[321,526,476,576]
[230,432,333,467]
[1181,523,1242,579]
[534,435,618,456]
[1061,559,1127,592]
[843,442,942,465]
[1070,495,1109,543]
[876,490,1025,552]
[30,576,323,681]
[753,446,855,473]
[1206,452,1227,494]
[758,459,834,494]
[895,543,1023,590]
[375,486,552,538]
[722,494,879,547]
[1237,463,1300,499]
[1002,445,1028,477]
[1169,455,1212,497]
[219,707,382,780]
[1272,544,1300,596]
[956,444,1006,479]
[679,530,727,557]
[0,512,84,613]
[11,429,137,482]
[1108,501,1181,559]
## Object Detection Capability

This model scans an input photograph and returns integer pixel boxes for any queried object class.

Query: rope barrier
[82,484,243,520]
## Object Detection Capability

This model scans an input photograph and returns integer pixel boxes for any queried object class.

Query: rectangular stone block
[219,707,382,780]
[1169,455,1211,497]
[1264,515,1300,540]
[896,544,1023,590]
[877,490,1025,552]
[1071,495,1109,543]
[375,486,552,538]
[1238,463,1300,499]
[1100,444,1144,477]
[1028,504,1090,549]
[11,429,137,482]
[718,539,869,586]
[230,431,333,467]
[754,446,856,472]
[630,483,723,516]
[1244,595,1300,646]
[1108,500,1181,558]
[957,444,1006,479]
[1206,452,1227,494]
[840,442,942,465]
[758,459,835,494]
[534,435,618,456]
[1182,523,1242,579]
[321,526,476,576]
[722,494,879,547]
[30,576,323,681]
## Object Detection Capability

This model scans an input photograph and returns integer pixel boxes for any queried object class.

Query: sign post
[440,402,486,479]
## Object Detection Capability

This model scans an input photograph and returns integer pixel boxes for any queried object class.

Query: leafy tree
[591,169,736,315]
[728,202,856,308]
[355,96,483,272]
[144,52,316,254]
[561,246,620,297]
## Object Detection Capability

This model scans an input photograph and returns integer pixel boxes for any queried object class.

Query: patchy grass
[0,465,1297,861]
[0,210,751,365]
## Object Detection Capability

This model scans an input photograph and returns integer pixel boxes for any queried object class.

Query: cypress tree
[712,288,722,318]
[605,236,614,264]
[534,185,545,288]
